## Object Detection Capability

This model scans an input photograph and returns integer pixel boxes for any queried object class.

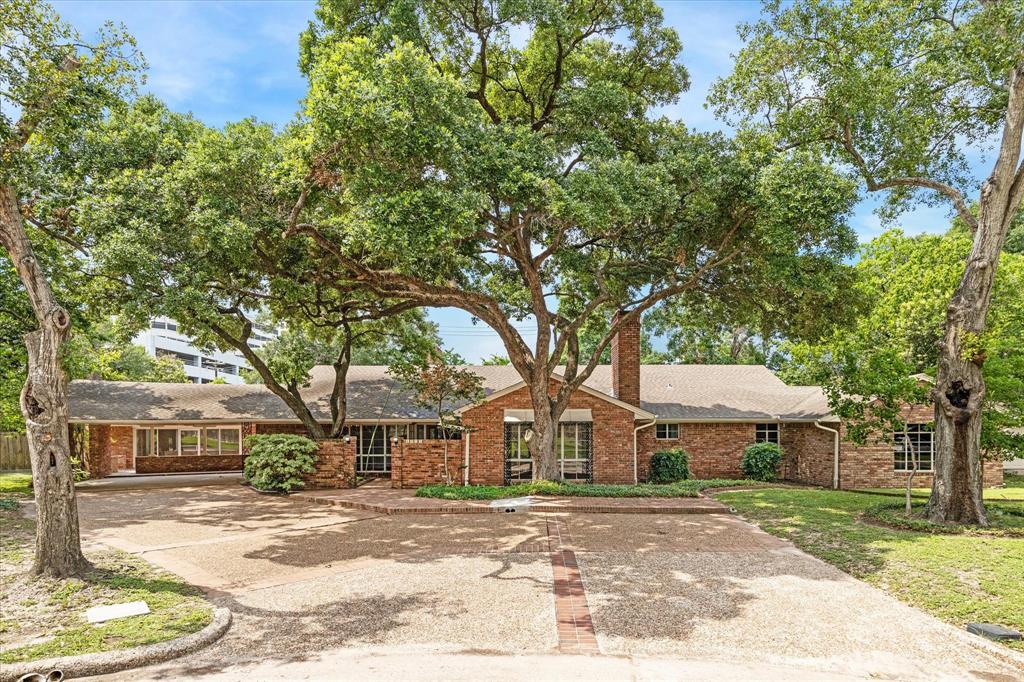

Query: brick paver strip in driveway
[546,519,600,655]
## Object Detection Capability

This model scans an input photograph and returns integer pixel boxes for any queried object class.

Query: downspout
[633,418,657,484]
[814,421,841,489]
[463,431,471,486]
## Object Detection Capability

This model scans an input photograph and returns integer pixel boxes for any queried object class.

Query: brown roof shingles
[68,364,835,424]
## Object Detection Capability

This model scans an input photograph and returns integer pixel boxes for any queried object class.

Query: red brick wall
[611,313,641,406]
[85,425,133,478]
[391,439,461,488]
[780,423,836,487]
[460,380,637,485]
[136,455,245,474]
[304,438,356,489]
[637,423,757,481]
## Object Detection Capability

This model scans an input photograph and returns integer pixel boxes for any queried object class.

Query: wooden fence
[0,433,30,471]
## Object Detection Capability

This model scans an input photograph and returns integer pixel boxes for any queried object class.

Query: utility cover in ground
[966,623,1022,640]
[86,600,150,624]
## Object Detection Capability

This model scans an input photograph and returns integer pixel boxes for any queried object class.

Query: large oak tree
[0,0,142,576]
[283,0,860,479]
[713,0,1024,524]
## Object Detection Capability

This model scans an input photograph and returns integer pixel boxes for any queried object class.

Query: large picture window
[894,424,934,472]
[135,426,242,457]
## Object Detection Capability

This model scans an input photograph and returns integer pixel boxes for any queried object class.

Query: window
[349,425,399,474]
[504,422,592,483]
[894,424,933,472]
[755,423,779,444]
[655,423,679,440]
[407,424,461,441]
[135,426,242,457]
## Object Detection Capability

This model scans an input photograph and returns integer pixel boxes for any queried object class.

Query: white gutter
[633,418,658,484]
[463,431,471,486]
[814,420,841,489]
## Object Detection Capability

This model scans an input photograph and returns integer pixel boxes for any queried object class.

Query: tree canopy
[781,228,1024,457]
[280,0,860,476]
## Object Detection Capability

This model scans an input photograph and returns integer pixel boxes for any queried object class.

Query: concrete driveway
[73,485,1023,682]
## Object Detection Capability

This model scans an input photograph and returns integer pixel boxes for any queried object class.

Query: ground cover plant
[416,479,766,500]
[715,487,1024,651]
[0,472,212,663]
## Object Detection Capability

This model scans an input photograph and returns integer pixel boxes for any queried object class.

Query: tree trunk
[1,185,89,578]
[527,383,563,481]
[928,64,1024,525]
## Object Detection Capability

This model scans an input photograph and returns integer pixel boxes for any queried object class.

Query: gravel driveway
[72,485,1022,681]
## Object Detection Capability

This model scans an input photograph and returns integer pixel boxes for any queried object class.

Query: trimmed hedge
[243,434,318,493]
[741,442,783,482]
[649,448,690,483]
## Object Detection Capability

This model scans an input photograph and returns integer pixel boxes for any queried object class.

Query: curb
[0,607,231,682]
[293,493,727,515]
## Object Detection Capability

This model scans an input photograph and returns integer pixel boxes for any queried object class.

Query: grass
[0,477,213,664]
[714,487,1024,651]
[865,501,1024,537]
[0,472,32,496]
[416,478,768,500]
[858,473,1024,501]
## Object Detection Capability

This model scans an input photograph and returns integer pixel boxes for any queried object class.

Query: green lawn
[715,487,1024,651]
[0,471,213,663]
[0,472,32,496]
[416,478,766,500]
[857,473,1024,501]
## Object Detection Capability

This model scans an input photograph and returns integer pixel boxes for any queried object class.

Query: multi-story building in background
[132,316,279,384]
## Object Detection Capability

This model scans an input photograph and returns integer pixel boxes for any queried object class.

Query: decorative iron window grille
[503,422,592,484]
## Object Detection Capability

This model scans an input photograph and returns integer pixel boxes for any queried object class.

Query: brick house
[68,318,1003,490]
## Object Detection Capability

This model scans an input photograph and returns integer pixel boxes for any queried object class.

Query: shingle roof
[67,364,835,423]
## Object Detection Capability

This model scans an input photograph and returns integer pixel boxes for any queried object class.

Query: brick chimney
[611,312,641,406]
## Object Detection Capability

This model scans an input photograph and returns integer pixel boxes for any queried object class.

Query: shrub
[649,448,690,483]
[243,434,318,493]
[741,442,783,482]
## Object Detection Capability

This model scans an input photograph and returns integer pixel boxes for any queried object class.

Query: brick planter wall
[391,439,462,488]
[304,439,356,489]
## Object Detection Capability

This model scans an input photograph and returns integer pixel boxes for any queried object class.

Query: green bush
[243,434,318,493]
[741,442,783,482]
[649,448,690,483]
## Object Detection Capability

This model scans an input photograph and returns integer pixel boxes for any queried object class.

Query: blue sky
[54,0,968,361]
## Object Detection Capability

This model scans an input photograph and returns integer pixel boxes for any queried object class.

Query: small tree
[390,354,484,485]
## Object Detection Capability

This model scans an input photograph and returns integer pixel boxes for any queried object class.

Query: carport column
[305,439,357,489]
[391,438,404,488]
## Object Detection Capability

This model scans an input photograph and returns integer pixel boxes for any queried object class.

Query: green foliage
[741,442,783,482]
[242,435,318,493]
[0,473,32,496]
[648,448,690,483]
[712,0,1023,224]
[416,479,766,500]
[780,229,1024,457]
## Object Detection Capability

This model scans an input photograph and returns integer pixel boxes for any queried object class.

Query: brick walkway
[547,519,600,654]
[293,486,727,515]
